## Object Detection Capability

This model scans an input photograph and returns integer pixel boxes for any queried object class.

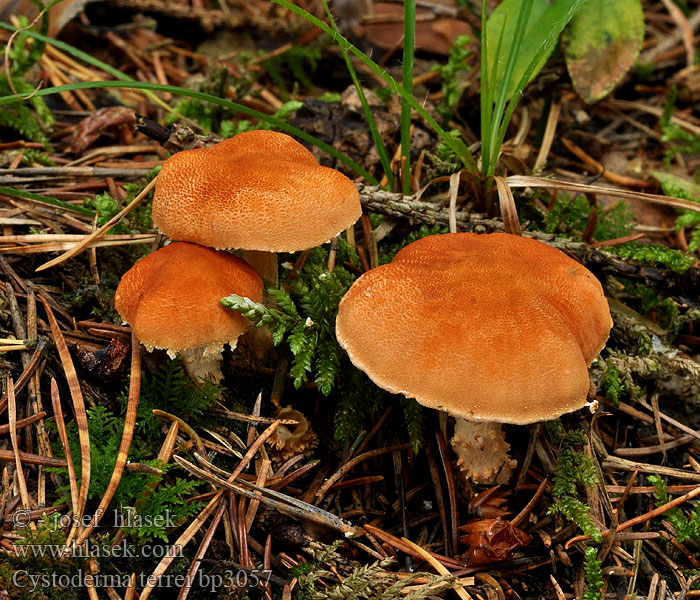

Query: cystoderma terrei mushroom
[151,129,362,282]
[335,232,613,484]
[114,242,263,382]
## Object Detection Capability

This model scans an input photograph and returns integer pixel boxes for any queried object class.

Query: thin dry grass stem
[534,98,561,172]
[511,106,531,149]
[617,98,700,134]
[566,483,700,549]
[360,213,378,270]
[4,11,44,99]
[139,420,282,598]
[401,537,473,600]
[636,397,700,443]
[270,460,319,491]
[4,236,159,254]
[435,426,460,557]
[245,457,270,532]
[315,443,411,501]
[550,574,567,600]
[24,291,50,505]
[176,454,357,535]
[603,455,700,481]
[0,448,66,466]
[263,534,272,599]
[362,524,462,569]
[660,0,695,66]
[152,409,207,456]
[0,233,156,253]
[124,574,137,600]
[560,138,652,189]
[51,378,79,516]
[7,376,35,533]
[507,175,700,213]
[38,294,91,543]
[448,171,460,233]
[36,176,157,272]
[177,501,228,600]
[589,233,646,248]
[495,176,522,236]
[211,406,300,426]
[425,445,450,555]
[352,405,392,458]
[650,394,668,462]
[511,477,548,528]
[0,411,45,434]
[85,559,100,600]
[76,332,141,545]
[66,144,162,167]
[237,495,250,566]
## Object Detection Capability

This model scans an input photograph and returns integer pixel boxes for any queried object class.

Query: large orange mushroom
[335,233,613,483]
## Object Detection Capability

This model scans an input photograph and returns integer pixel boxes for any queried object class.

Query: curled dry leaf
[459,518,531,566]
[71,106,136,154]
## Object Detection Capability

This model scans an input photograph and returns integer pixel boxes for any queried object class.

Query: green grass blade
[321,0,393,188]
[481,0,510,178]
[487,0,533,176]
[0,185,96,216]
[269,0,477,173]
[401,0,416,192]
[0,80,377,183]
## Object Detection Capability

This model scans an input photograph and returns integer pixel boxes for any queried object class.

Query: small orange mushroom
[335,233,613,483]
[115,242,263,382]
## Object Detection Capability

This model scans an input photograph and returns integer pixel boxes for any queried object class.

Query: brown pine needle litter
[2,2,700,598]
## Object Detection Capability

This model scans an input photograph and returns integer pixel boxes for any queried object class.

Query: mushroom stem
[240,250,280,359]
[450,418,517,485]
[179,345,226,384]
[242,250,278,286]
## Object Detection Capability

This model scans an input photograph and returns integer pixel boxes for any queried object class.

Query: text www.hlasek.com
[13,539,183,559]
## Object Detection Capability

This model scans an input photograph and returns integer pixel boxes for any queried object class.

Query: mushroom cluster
[115,130,362,380]
[335,232,613,484]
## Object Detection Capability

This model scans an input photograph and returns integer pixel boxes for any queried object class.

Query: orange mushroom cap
[114,242,263,353]
[152,130,362,252]
[335,233,613,424]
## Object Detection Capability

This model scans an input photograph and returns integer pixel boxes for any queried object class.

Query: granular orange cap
[335,233,613,424]
[152,130,362,252]
[115,242,263,353]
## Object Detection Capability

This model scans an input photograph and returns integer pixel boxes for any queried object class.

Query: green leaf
[562,0,644,102]
[485,0,586,101]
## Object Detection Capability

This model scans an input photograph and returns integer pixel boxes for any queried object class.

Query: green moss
[608,241,695,273]
[583,547,604,600]
[601,362,624,406]
[546,422,603,543]
[649,475,700,544]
